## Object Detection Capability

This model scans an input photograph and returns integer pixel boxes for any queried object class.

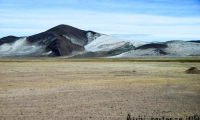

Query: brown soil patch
[0,60,200,119]
[185,67,200,74]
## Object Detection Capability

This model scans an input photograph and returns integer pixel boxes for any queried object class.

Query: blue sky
[0,0,200,41]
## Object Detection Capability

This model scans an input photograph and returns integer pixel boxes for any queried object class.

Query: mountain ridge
[0,24,200,58]
[0,24,101,57]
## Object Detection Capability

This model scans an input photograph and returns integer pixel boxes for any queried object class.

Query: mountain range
[0,24,200,58]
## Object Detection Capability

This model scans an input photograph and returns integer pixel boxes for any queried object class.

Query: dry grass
[0,58,200,120]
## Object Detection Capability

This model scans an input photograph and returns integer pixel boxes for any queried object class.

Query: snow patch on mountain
[86,32,101,44]
[62,32,101,47]
[85,35,147,52]
[165,41,200,56]
[129,40,149,48]
[111,49,162,58]
[63,35,85,46]
[85,35,127,52]
[0,37,45,57]
[111,40,200,58]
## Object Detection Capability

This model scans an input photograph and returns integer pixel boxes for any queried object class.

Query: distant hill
[187,40,200,43]
[0,24,200,58]
[0,36,20,45]
[0,24,101,57]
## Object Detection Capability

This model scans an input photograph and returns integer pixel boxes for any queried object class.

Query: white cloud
[0,8,200,41]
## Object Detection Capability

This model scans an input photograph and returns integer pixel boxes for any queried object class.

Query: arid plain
[0,58,200,120]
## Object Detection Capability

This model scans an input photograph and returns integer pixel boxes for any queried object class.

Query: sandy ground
[0,60,200,120]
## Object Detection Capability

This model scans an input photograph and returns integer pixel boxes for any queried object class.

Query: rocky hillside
[0,24,200,58]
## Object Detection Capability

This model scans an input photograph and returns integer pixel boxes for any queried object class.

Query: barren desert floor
[0,59,200,120]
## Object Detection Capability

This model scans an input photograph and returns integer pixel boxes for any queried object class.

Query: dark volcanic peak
[28,24,88,46]
[47,24,88,46]
[0,36,20,45]
[26,24,102,57]
[27,24,101,47]
[27,31,57,44]
[47,24,86,34]
[0,24,101,57]
[46,24,99,39]
[26,24,94,56]
[46,24,101,46]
